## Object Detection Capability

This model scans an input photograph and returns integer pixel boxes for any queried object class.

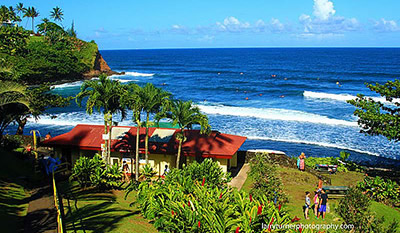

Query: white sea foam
[246,135,380,156]
[28,112,134,127]
[197,104,357,127]
[52,80,83,89]
[303,91,392,103]
[124,71,155,77]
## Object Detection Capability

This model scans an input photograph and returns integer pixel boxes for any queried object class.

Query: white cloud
[216,16,250,32]
[170,24,191,34]
[313,0,335,20]
[299,0,360,35]
[373,18,400,32]
[270,18,285,32]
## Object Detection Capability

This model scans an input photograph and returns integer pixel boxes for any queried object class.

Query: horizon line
[99,46,400,51]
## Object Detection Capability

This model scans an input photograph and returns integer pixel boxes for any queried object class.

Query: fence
[52,162,70,233]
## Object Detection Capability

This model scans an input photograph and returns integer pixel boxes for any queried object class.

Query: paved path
[228,163,250,190]
[23,184,57,233]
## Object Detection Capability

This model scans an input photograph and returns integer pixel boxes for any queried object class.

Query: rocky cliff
[83,50,123,79]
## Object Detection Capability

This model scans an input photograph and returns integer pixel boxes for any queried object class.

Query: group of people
[304,177,328,220]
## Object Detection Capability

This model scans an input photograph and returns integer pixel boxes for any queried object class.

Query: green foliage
[135,160,292,232]
[0,5,20,24]
[14,40,88,84]
[357,176,400,206]
[140,164,157,181]
[303,151,365,172]
[348,79,400,142]
[0,135,22,149]
[70,153,123,189]
[337,188,386,233]
[248,153,287,204]
[157,99,210,168]
[36,21,64,36]
[0,80,30,138]
[165,158,231,191]
[0,26,29,55]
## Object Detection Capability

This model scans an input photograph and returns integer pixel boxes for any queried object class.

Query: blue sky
[4,0,400,49]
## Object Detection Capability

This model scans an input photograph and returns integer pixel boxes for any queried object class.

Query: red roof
[41,124,246,159]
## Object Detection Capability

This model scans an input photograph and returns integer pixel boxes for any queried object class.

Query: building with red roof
[41,124,246,175]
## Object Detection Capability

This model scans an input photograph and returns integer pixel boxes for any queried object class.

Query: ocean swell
[197,104,357,127]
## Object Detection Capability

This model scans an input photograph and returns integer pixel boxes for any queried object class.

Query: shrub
[248,153,287,204]
[303,151,365,172]
[70,153,122,189]
[165,158,231,190]
[1,135,23,150]
[357,176,400,206]
[337,188,385,232]
[137,179,292,232]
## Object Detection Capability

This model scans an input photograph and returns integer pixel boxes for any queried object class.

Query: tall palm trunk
[103,117,108,162]
[108,115,113,166]
[31,17,34,33]
[176,138,183,169]
[135,120,140,181]
[144,112,149,163]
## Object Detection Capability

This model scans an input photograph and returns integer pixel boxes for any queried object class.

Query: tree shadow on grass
[61,182,140,233]
[65,201,138,233]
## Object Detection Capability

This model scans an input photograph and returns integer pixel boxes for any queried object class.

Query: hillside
[0,26,119,85]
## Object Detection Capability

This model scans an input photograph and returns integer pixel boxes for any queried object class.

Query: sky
[4,0,400,49]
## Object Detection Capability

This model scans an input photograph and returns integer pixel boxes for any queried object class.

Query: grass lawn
[241,165,399,230]
[59,182,157,233]
[0,148,33,233]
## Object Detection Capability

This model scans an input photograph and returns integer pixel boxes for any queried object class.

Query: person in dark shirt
[317,189,328,220]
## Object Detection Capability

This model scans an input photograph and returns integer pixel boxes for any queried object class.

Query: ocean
[7,48,400,167]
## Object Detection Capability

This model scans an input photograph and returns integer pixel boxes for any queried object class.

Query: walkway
[228,163,250,190]
[23,184,57,233]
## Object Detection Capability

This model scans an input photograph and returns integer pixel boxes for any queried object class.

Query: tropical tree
[122,83,143,181]
[0,5,19,24]
[15,3,24,25]
[139,83,171,163]
[76,74,127,164]
[38,18,49,35]
[50,6,63,25]
[67,20,77,38]
[158,100,210,168]
[348,79,400,142]
[23,7,39,33]
[15,84,71,135]
[0,80,30,139]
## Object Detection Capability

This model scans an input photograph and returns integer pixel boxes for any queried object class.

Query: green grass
[370,201,400,228]
[59,182,157,233]
[0,148,33,233]
[241,165,399,230]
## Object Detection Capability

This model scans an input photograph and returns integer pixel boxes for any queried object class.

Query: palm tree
[139,83,171,163]
[23,7,39,33]
[50,6,64,26]
[15,3,25,25]
[122,84,143,181]
[76,74,127,164]
[159,100,210,168]
[40,18,50,35]
[0,81,30,139]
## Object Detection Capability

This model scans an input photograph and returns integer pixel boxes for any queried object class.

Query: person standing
[304,191,311,219]
[313,190,320,218]
[317,189,328,220]
[122,161,130,183]
[298,152,306,171]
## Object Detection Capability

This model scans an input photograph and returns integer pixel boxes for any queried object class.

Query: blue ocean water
[8,48,400,166]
